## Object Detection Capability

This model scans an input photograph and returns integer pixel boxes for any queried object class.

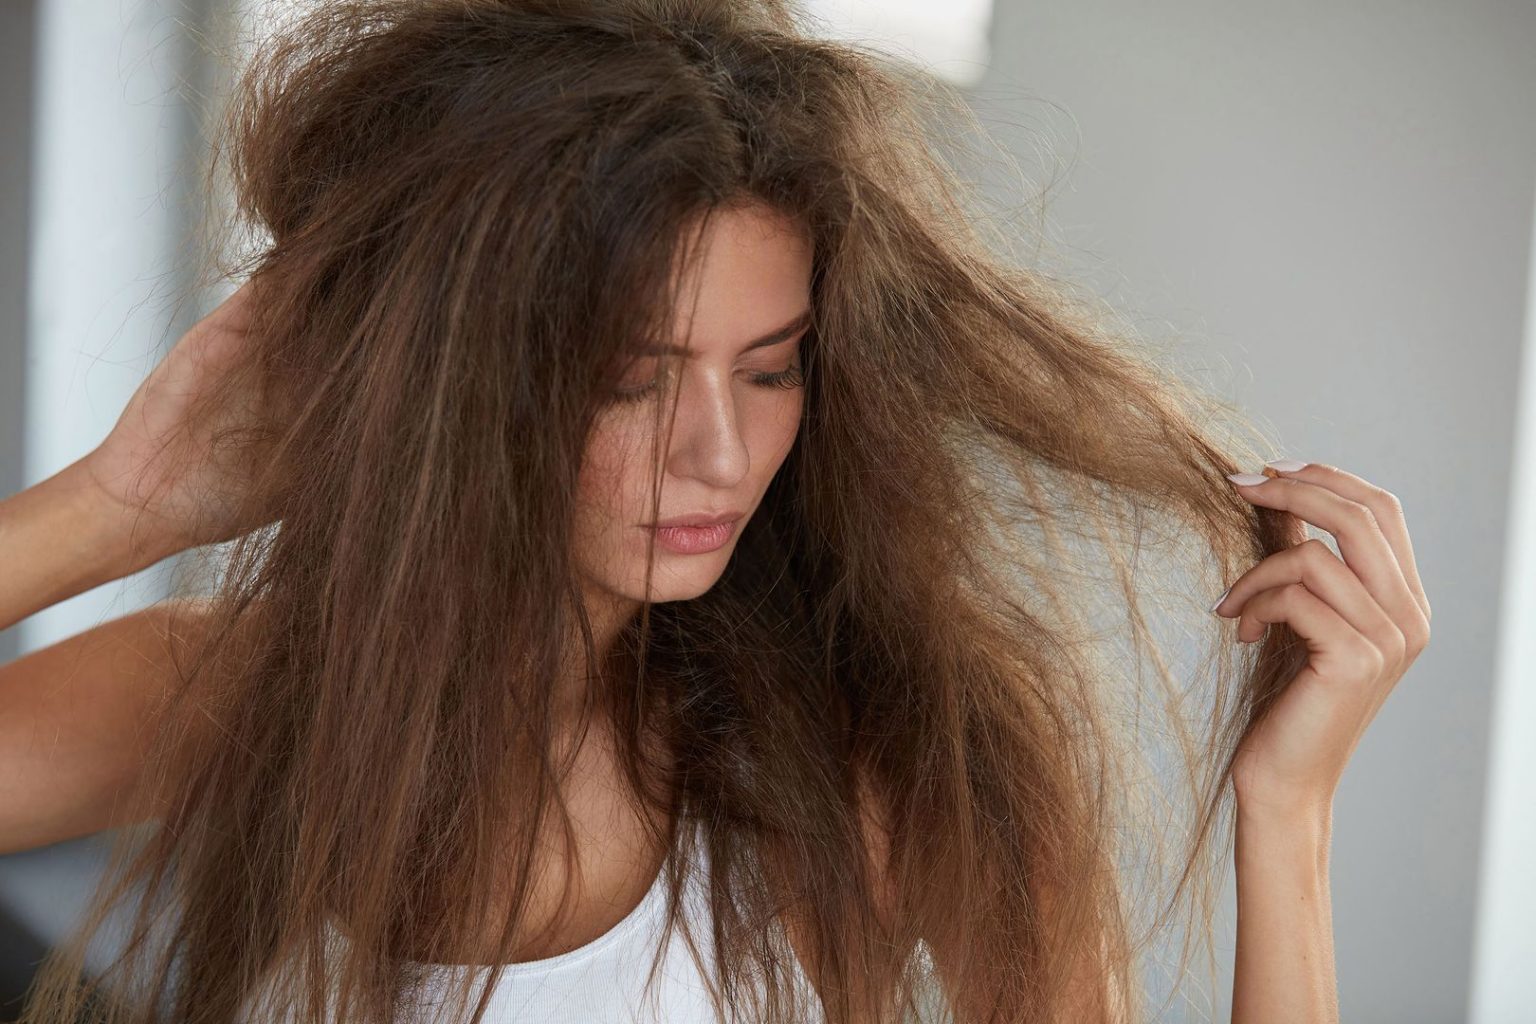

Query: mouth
[644,509,744,529]
[641,515,742,555]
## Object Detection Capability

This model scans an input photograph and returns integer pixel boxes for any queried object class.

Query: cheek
[575,422,654,537]
[748,392,804,472]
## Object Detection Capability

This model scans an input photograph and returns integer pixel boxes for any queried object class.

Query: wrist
[1230,791,1338,1024]
[1235,791,1334,871]
[48,458,187,572]
[1233,769,1335,827]
[0,463,162,631]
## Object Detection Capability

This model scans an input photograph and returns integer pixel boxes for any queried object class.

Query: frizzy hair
[17,1,1303,1022]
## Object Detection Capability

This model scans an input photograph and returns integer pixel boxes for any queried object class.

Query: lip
[645,509,744,528]
[643,517,740,555]
[639,509,744,556]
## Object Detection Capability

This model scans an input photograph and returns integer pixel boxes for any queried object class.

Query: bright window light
[798,0,994,88]
[246,0,995,89]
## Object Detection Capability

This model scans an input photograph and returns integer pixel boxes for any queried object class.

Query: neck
[550,584,643,724]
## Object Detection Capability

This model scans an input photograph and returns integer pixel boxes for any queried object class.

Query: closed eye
[747,364,805,391]
[606,360,805,405]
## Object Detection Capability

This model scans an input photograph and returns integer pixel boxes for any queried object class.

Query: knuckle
[1349,639,1387,677]
[1346,500,1378,529]
[1380,623,1408,663]
[1297,537,1334,564]
[1405,614,1431,654]
[1376,487,1405,517]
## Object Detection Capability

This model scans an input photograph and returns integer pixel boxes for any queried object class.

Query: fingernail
[1209,584,1233,614]
[1226,472,1269,486]
[1264,458,1308,473]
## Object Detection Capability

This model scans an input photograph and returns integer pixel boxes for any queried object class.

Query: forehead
[653,203,814,357]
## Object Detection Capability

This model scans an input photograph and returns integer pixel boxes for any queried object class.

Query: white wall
[0,0,219,976]
[969,2,1536,1020]
[22,0,212,654]
[1470,178,1536,1023]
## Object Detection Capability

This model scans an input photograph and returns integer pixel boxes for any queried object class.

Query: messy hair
[18,1,1300,1021]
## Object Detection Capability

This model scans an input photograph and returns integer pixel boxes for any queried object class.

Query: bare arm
[0,597,215,854]
[1230,799,1338,1023]
[0,458,182,635]
[0,459,197,854]
[1,280,289,856]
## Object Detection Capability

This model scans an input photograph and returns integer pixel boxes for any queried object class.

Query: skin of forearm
[1230,797,1339,1024]
[0,458,176,632]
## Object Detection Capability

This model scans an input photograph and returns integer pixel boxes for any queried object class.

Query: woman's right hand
[74,276,291,555]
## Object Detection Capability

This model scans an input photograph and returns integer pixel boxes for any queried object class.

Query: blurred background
[1,1,1533,1021]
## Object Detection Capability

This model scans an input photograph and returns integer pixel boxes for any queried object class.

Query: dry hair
[17,1,1305,1022]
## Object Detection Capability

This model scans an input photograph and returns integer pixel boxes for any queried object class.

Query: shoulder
[133,595,271,810]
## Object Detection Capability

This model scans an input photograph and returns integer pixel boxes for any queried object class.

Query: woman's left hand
[1213,461,1432,818]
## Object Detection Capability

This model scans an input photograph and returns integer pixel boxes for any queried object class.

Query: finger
[1237,582,1395,729]
[1225,471,1425,647]
[1213,537,1406,668]
[1261,460,1430,625]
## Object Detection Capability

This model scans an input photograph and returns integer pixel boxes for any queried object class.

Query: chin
[614,553,732,604]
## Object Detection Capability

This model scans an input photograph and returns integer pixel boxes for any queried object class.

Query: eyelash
[608,363,806,405]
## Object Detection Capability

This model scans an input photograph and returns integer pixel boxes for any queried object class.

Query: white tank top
[237,821,825,1022]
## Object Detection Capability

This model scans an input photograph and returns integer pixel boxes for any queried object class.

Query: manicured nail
[1209,584,1233,615]
[1264,458,1308,473]
[1226,472,1269,487]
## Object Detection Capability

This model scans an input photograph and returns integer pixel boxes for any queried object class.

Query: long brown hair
[18,1,1304,1021]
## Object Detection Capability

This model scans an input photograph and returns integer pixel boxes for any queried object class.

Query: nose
[663,370,751,489]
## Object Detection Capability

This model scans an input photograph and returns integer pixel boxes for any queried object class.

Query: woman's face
[574,202,812,610]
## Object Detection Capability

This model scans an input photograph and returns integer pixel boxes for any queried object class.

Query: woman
[0,0,1430,1021]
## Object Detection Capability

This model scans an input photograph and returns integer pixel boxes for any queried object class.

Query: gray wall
[970,2,1536,1021]
[0,2,34,672]
[0,7,36,1017]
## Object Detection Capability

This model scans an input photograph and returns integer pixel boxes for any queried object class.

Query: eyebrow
[641,308,812,358]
